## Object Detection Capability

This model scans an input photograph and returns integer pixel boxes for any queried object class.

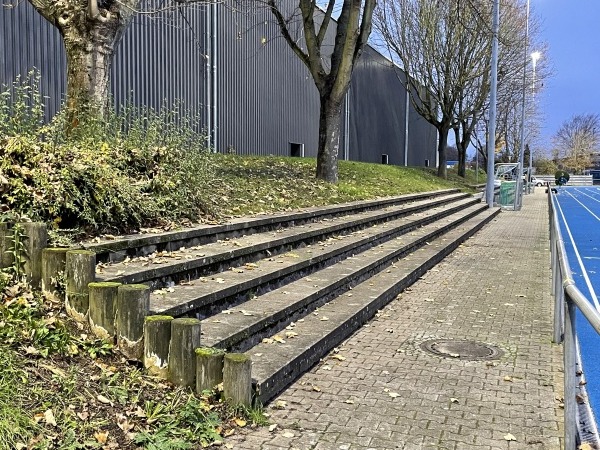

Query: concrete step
[96,192,472,288]
[84,189,461,263]
[198,203,489,352]
[147,197,481,317]
[241,208,500,404]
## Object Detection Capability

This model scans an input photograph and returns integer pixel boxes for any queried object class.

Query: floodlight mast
[486,0,500,208]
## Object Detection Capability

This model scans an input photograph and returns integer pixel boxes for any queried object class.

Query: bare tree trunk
[27,0,136,128]
[63,38,116,127]
[437,127,449,178]
[316,97,343,183]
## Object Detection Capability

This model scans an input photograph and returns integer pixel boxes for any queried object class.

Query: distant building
[1,3,437,166]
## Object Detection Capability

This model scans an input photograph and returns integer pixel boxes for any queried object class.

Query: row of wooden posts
[1,222,253,407]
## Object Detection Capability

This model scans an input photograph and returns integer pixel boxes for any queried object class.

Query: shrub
[0,73,216,233]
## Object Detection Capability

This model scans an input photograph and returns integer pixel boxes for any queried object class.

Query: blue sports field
[553,186,600,422]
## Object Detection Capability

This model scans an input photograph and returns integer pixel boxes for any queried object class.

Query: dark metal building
[1,2,437,166]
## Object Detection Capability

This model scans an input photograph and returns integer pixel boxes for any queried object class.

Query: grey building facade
[1,2,437,166]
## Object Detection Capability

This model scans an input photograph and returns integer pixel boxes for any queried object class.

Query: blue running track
[553,186,600,428]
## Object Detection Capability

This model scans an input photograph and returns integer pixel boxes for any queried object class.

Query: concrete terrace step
[95,192,473,287]
[198,203,489,352]
[84,189,461,263]
[147,196,481,317]
[245,208,500,404]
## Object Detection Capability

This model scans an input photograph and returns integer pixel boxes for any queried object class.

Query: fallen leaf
[450,398,459,404]
[44,409,57,426]
[269,424,278,432]
[273,400,287,409]
[503,376,513,382]
[234,418,247,427]
[504,433,517,441]
[94,431,109,444]
[273,335,286,344]
[344,399,355,404]
[388,392,400,398]
[331,354,346,361]
[282,431,295,438]
[320,316,329,321]
[97,394,112,405]
[285,331,298,338]
[579,444,594,450]
[312,385,321,392]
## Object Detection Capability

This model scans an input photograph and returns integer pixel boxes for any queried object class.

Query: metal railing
[549,189,600,448]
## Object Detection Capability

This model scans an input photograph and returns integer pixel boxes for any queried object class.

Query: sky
[533,0,600,153]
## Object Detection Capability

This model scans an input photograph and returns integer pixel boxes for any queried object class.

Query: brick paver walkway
[227,190,564,450]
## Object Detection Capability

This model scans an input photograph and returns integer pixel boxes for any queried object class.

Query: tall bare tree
[470,1,548,175]
[375,0,495,178]
[267,0,376,183]
[552,114,600,174]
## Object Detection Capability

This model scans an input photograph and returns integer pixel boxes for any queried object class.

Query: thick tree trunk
[316,97,344,183]
[436,127,450,178]
[27,0,136,128]
[63,39,116,126]
[454,127,469,178]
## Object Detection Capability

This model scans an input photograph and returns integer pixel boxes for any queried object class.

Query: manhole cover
[420,339,502,361]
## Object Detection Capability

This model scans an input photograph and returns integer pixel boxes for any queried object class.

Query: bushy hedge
[0,73,216,233]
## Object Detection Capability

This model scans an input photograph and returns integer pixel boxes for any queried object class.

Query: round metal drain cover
[420,339,502,361]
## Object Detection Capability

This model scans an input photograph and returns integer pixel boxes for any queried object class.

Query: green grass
[209,155,483,218]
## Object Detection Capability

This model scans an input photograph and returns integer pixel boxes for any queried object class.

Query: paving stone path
[226,190,564,450]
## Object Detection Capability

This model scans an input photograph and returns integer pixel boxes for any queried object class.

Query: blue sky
[534,0,600,152]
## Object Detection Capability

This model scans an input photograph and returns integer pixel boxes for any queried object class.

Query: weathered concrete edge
[147,198,483,316]
[97,193,474,286]
[81,189,462,257]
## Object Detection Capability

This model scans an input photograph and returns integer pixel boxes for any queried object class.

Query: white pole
[528,52,540,191]
[515,0,530,210]
[486,0,500,207]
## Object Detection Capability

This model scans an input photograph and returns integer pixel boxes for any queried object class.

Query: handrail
[549,189,600,448]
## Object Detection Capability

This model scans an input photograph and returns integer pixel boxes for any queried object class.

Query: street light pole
[528,51,541,191]
[485,0,500,208]
[515,0,530,210]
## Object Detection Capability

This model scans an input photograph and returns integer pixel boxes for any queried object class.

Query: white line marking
[584,257,600,260]
[554,194,600,310]
[573,187,600,205]
[564,190,600,223]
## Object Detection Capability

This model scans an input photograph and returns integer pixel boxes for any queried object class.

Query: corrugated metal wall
[1,2,67,121]
[0,2,208,123]
[1,1,437,166]
[215,6,320,156]
[112,5,208,122]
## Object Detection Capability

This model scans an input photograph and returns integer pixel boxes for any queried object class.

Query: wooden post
[21,222,48,288]
[65,250,96,322]
[196,347,225,393]
[116,284,150,361]
[0,223,12,269]
[41,248,69,301]
[223,353,252,407]
[88,281,121,341]
[144,315,174,379]
[169,318,201,387]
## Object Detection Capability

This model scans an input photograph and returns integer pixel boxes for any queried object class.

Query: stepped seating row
[86,189,499,403]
